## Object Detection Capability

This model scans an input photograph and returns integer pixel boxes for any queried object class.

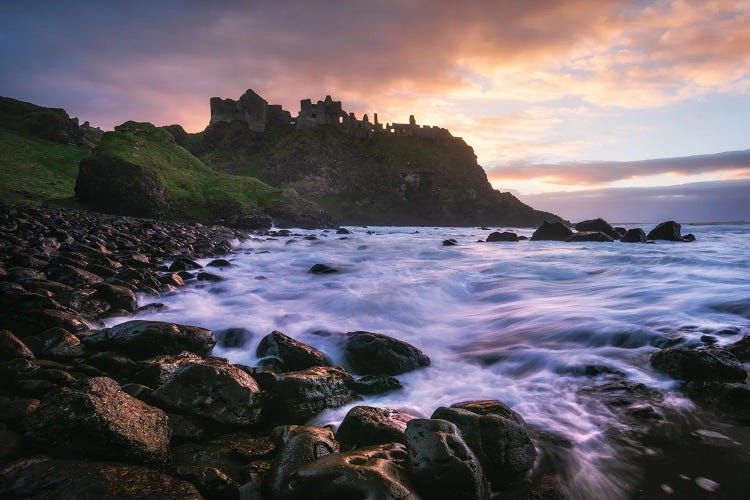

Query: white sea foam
[108,224,750,497]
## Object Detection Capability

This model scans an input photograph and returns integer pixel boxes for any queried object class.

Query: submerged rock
[344,331,430,375]
[309,263,339,274]
[530,221,573,241]
[21,377,171,466]
[256,331,332,371]
[486,231,518,242]
[151,360,263,426]
[280,443,420,500]
[352,374,403,395]
[405,418,489,500]
[336,406,418,450]
[651,347,746,382]
[442,239,457,246]
[82,320,216,360]
[0,458,202,499]
[647,221,682,241]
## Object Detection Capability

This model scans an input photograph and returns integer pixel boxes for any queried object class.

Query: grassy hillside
[0,97,90,206]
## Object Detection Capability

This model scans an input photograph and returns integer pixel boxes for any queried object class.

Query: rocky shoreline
[1,203,748,499]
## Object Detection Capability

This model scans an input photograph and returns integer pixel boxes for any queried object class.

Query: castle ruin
[209,89,452,140]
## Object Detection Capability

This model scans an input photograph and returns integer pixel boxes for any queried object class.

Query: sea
[107,223,750,499]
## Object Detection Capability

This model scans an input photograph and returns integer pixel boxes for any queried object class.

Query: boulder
[256,331,332,371]
[344,331,430,375]
[530,221,573,241]
[431,405,537,486]
[566,231,614,242]
[683,233,696,242]
[94,283,137,313]
[280,443,420,500]
[215,327,253,348]
[132,351,205,387]
[442,239,457,246]
[254,366,359,423]
[621,228,647,243]
[151,360,264,426]
[265,425,339,498]
[486,231,518,242]
[0,330,34,361]
[46,264,104,288]
[309,263,339,274]
[336,406,418,450]
[647,221,682,241]
[450,399,525,424]
[82,320,216,359]
[651,347,746,382]
[404,418,489,500]
[21,377,171,466]
[574,218,619,239]
[352,375,403,395]
[0,458,202,499]
[23,327,83,360]
[614,226,627,237]
[336,227,352,234]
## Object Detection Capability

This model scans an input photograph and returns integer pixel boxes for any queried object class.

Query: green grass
[92,122,279,219]
[0,128,90,206]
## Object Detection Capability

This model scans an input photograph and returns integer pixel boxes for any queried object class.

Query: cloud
[486,149,750,185]
[519,178,750,223]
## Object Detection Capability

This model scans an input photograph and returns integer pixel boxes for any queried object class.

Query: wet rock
[175,466,239,499]
[120,383,154,402]
[5,267,45,282]
[647,220,682,241]
[266,425,338,498]
[169,258,202,272]
[336,227,352,234]
[530,221,573,241]
[46,264,104,288]
[0,396,40,426]
[405,418,489,500]
[337,406,418,450]
[0,330,34,361]
[215,327,253,348]
[86,351,139,380]
[352,374,403,395]
[309,263,338,274]
[25,327,84,360]
[280,443,419,500]
[132,351,205,387]
[93,282,138,312]
[82,320,216,359]
[442,239,457,246]
[567,231,614,242]
[151,360,263,426]
[207,258,231,267]
[255,366,359,423]
[683,233,696,242]
[486,231,518,242]
[574,218,619,239]
[651,347,746,382]
[345,331,430,375]
[432,405,537,487]
[256,331,332,371]
[450,399,525,424]
[0,458,202,499]
[159,273,185,287]
[7,309,90,337]
[168,412,208,440]
[614,226,627,237]
[21,376,171,466]
[197,271,224,282]
[727,335,750,361]
[621,228,647,243]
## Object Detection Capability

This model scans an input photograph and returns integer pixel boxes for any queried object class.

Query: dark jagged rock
[727,335,750,361]
[647,220,682,241]
[621,228,647,243]
[256,331,332,371]
[21,377,171,466]
[614,226,627,237]
[486,231,518,242]
[265,425,339,498]
[683,233,696,242]
[432,404,537,487]
[254,366,359,423]
[336,406,418,450]
[651,347,746,382]
[82,320,216,360]
[405,418,489,500]
[345,331,430,375]
[0,458,202,499]
[309,263,339,274]
[352,374,403,395]
[151,360,263,426]
[575,218,619,239]
[0,330,34,361]
[530,221,573,241]
[280,443,420,500]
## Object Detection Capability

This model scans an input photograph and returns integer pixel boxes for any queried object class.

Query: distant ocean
[109,223,750,498]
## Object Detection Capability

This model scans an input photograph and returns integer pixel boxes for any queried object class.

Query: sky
[1,0,749,222]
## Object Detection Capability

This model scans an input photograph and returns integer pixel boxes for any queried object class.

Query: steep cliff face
[186,123,564,227]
